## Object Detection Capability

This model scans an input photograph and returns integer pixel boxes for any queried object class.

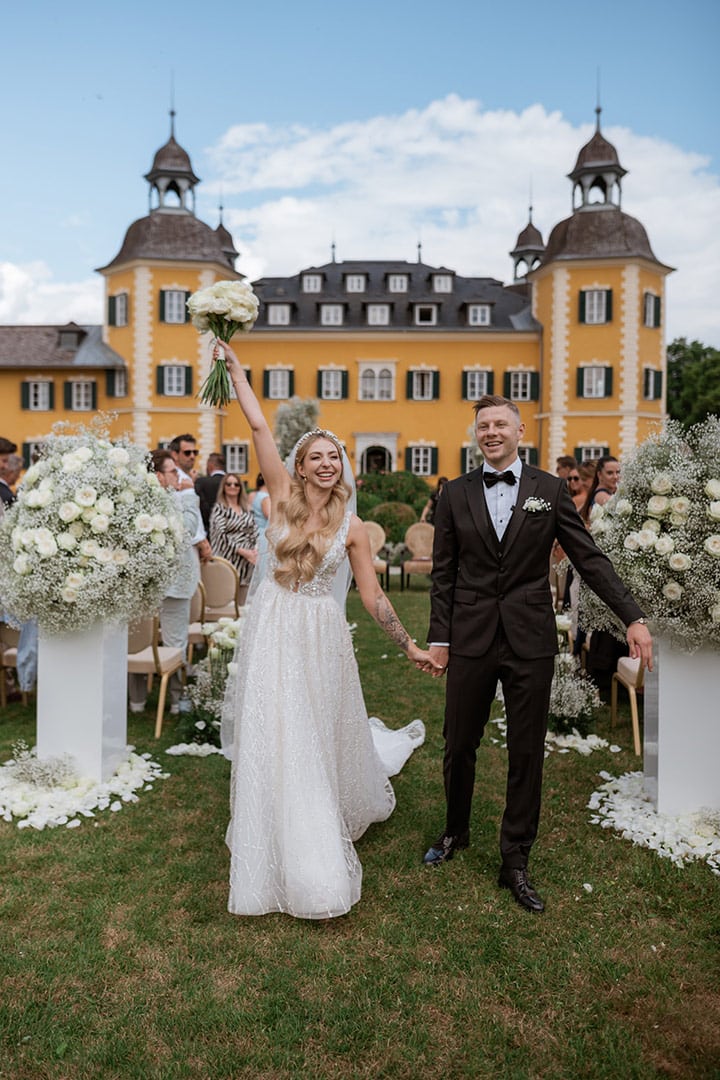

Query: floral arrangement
[186,279,259,407]
[0,424,184,634]
[523,496,552,513]
[170,615,244,751]
[579,416,720,652]
[547,652,601,737]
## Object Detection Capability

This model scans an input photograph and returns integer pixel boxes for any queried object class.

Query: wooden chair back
[404,522,434,558]
[201,557,239,614]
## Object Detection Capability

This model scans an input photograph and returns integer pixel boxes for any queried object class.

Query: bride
[216,340,439,919]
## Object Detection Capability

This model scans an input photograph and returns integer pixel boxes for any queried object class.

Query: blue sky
[1,0,719,343]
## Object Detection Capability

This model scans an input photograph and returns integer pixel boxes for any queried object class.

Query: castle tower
[510,207,545,282]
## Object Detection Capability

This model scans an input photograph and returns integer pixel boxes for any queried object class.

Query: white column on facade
[132,266,153,449]
[196,271,219,460]
[619,264,640,457]
[547,267,570,464]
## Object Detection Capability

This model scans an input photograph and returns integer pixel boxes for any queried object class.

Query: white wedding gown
[222,511,425,919]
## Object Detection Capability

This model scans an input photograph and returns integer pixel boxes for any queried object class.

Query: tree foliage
[667,337,720,428]
[273,397,320,460]
[356,470,431,514]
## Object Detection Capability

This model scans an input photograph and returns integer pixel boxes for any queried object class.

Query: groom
[424,395,653,912]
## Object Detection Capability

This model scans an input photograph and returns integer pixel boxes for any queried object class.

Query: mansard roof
[0,325,126,369]
[541,207,667,265]
[98,212,237,272]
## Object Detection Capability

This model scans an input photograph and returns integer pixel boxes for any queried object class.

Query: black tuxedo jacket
[428,465,643,659]
[195,473,224,532]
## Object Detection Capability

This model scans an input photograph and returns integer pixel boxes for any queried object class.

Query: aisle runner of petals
[589,771,720,875]
[0,751,169,830]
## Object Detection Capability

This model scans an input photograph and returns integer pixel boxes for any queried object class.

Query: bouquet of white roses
[579,416,720,651]
[186,279,259,408]
[0,425,185,634]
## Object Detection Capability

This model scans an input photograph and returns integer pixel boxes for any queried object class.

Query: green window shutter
[106,371,115,396]
[653,370,663,398]
[288,371,295,397]
[91,383,98,410]
[405,448,413,470]
[432,371,440,399]
[21,383,30,410]
[317,371,324,397]
[157,367,166,395]
[576,369,585,397]
[573,446,582,461]
[262,371,270,398]
[461,371,469,399]
[528,448,539,465]
[503,372,512,397]
[431,448,439,474]
[578,291,586,324]
[654,295,661,327]
[460,447,467,472]
[604,367,613,397]
[108,296,117,327]
[64,381,73,409]
[184,292,192,323]
[22,443,32,468]
[48,383,55,410]
[341,370,348,399]
[605,290,613,322]
[529,372,540,401]
[159,291,166,322]
[487,371,495,395]
[406,371,414,399]
[184,366,193,396]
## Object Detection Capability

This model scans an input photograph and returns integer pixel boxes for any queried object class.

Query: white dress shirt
[483,457,522,540]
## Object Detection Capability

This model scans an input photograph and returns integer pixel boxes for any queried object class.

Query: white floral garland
[589,771,720,875]
[0,750,169,830]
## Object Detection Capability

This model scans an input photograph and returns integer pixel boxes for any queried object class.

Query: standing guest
[209,474,259,606]
[423,396,652,913]
[571,463,595,511]
[420,477,448,524]
[581,455,620,520]
[195,452,226,532]
[0,454,22,508]
[250,473,270,542]
[555,455,577,479]
[168,434,212,562]
[0,439,18,507]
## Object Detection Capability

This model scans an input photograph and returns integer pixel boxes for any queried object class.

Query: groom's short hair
[473,395,521,422]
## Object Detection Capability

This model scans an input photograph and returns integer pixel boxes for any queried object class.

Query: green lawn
[0,585,718,1079]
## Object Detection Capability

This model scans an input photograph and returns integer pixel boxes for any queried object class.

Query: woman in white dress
[216,340,439,919]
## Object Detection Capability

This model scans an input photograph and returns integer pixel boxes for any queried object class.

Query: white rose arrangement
[0,426,185,634]
[579,416,720,651]
[186,279,259,408]
[174,615,245,748]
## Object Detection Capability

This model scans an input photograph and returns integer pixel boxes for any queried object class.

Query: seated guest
[209,474,258,606]
[195,452,226,532]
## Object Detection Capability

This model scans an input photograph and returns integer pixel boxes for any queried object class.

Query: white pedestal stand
[37,623,129,783]
[643,637,720,815]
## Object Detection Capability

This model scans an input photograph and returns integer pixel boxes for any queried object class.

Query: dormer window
[267,303,291,326]
[432,274,453,293]
[367,304,390,326]
[302,274,322,293]
[467,304,491,327]
[59,330,81,349]
[345,274,366,293]
[320,304,344,326]
[414,304,438,326]
[388,274,408,293]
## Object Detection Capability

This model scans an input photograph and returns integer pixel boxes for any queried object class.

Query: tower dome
[568,107,627,211]
[510,207,545,280]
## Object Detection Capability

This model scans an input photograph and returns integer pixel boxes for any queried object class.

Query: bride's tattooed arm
[373,595,411,652]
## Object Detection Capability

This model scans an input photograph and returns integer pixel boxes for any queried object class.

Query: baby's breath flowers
[0,425,185,634]
[186,280,259,408]
[579,417,720,651]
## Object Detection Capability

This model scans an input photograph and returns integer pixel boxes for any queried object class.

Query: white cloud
[0,261,102,325]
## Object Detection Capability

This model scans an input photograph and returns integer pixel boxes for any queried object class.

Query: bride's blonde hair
[274,432,352,589]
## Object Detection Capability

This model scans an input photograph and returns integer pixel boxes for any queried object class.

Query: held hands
[627,622,653,671]
[408,642,447,677]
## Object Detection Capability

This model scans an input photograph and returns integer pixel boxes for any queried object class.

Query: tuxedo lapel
[463,470,497,557]
[499,467,537,556]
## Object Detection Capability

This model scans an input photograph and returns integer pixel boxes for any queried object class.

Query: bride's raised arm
[213,340,290,505]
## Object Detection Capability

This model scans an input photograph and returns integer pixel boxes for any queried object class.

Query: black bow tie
[483,470,516,488]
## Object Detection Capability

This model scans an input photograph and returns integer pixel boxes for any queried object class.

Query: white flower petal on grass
[582,883,593,893]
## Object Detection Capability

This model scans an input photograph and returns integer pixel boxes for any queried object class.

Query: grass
[1,583,719,1079]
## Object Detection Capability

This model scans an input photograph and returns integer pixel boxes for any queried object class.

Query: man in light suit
[424,396,653,912]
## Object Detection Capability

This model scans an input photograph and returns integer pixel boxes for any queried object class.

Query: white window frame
[517,447,534,465]
[579,445,608,463]
[388,274,408,293]
[319,369,343,400]
[414,304,438,326]
[302,274,322,293]
[643,368,661,400]
[163,290,187,324]
[584,289,607,325]
[582,366,607,399]
[509,371,532,401]
[462,445,478,474]
[225,443,249,473]
[409,446,433,476]
[163,365,186,396]
[367,304,390,326]
[320,304,344,326]
[467,304,491,327]
[113,368,128,398]
[345,274,366,293]
[432,274,453,293]
[115,293,128,327]
[358,363,395,401]
[465,370,490,400]
[71,380,94,411]
[411,370,434,401]
[267,303,291,326]
[268,369,291,399]
[28,381,51,410]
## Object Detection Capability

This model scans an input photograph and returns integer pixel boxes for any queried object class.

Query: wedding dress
[222,510,425,919]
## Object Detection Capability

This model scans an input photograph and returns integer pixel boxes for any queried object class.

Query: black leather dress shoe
[423,833,469,866]
[498,867,545,913]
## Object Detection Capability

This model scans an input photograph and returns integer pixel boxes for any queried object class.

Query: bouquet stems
[198,318,246,408]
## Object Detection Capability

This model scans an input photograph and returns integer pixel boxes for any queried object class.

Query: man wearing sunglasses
[168,434,212,561]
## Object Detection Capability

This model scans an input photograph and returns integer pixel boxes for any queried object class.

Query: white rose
[57,532,78,551]
[669,513,687,527]
[134,513,154,533]
[62,453,83,473]
[95,548,114,564]
[647,495,669,517]
[69,521,85,538]
[636,530,658,549]
[641,519,661,535]
[34,529,58,557]
[654,535,675,556]
[707,501,720,522]
[668,553,692,571]
[20,528,36,548]
[80,539,100,558]
[704,535,720,558]
[191,314,211,332]
[58,501,82,522]
[13,553,31,575]
[704,479,720,499]
[589,504,605,522]
[164,543,175,558]
[96,496,115,516]
[75,446,93,462]
[11,528,24,552]
[663,581,683,602]
[150,531,165,545]
[651,474,672,495]
[61,586,79,603]
[615,499,632,516]
[23,464,41,486]
[112,549,130,565]
[38,476,54,492]
[90,514,110,534]
[82,507,98,523]
[669,497,690,516]
[151,514,168,531]
[623,533,640,551]
[107,447,130,467]
[75,486,97,507]
[119,489,136,505]
[65,571,85,589]
[25,488,52,508]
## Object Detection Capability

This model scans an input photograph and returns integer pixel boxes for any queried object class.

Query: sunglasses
[568,475,581,482]
[180,449,199,456]
[225,482,241,488]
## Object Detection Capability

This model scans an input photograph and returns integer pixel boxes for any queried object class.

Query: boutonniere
[523,497,552,513]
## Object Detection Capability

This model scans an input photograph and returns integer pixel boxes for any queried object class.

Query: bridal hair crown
[293,428,344,453]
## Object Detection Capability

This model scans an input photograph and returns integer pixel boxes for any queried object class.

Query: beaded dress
[222,510,425,919]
